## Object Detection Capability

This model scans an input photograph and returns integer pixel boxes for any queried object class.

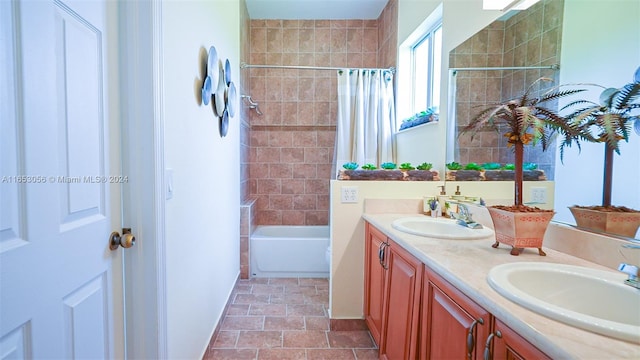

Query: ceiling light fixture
[482,0,540,11]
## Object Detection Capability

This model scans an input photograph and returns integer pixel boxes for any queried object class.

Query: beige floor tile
[283,330,329,348]
[204,278,378,360]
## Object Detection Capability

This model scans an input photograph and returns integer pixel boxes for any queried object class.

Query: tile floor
[203,277,378,360]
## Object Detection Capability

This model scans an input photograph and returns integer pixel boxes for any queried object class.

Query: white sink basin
[488,262,640,344]
[391,216,494,240]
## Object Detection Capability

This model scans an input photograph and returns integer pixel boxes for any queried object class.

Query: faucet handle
[618,263,639,280]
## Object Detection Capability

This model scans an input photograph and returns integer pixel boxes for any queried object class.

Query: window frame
[409,22,442,117]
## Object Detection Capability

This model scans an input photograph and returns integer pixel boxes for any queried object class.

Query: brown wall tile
[247,14,388,225]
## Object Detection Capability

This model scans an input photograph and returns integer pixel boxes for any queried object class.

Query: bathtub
[250,225,330,278]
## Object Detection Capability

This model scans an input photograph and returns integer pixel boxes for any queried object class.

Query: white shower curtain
[334,69,396,177]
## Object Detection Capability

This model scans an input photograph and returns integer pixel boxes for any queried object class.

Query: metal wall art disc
[214,65,226,117]
[220,109,229,137]
[207,46,219,86]
[225,59,232,85]
[201,75,212,105]
[226,81,236,117]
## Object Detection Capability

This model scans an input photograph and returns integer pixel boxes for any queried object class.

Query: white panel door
[0,0,125,358]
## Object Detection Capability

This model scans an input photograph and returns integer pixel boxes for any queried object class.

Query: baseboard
[201,272,240,359]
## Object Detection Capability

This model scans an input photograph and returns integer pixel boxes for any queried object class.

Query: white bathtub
[250,225,330,278]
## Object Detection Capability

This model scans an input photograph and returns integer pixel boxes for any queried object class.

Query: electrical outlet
[531,187,547,204]
[341,186,358,203]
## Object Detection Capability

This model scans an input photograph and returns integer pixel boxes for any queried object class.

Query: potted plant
[461,77,588,255]
[566,66,640,237]
[337,162,405,181]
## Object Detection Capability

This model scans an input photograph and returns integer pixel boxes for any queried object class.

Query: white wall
[162,1,241,358]
[554,0,640,238]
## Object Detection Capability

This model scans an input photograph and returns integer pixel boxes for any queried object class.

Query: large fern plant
[461,78,589,208]
[566,66,640,208]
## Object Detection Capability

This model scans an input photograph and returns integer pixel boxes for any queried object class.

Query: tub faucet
[451,203,483,229]
[618,242,640,289]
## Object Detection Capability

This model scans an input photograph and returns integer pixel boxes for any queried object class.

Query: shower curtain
[334,69,396,177]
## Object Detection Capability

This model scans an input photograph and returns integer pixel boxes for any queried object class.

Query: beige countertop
[362,213,640,360]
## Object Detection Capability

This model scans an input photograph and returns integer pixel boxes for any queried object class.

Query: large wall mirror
[445,0,640,240]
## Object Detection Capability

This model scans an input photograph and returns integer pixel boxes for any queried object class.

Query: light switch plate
[341,186,358,203]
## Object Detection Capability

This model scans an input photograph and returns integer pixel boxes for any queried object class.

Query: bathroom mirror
[445,0,640,240]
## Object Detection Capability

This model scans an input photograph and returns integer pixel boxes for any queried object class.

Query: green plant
[399,162,415,170]
[381,162,397,170]
[461,77,587,207]
[523,162,538,170]
[361,164,377,170]
[502,163,515,170]
[464,162,482,171]
[566,66,640,207]
[481,162,501,170]
[416,162,433,170]
[446,162,463,170]
[342,162,358,170]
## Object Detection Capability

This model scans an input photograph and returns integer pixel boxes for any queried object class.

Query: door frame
[116,1,168,358]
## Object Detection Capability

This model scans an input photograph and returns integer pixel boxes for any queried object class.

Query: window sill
[397,119,438,133]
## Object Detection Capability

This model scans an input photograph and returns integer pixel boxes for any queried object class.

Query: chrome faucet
[451,203,483,229]
[618,242,640,289]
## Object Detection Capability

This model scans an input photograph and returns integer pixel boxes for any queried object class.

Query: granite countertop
[362,213,640,360]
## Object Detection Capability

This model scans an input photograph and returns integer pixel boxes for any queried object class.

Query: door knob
[109,228,136,250]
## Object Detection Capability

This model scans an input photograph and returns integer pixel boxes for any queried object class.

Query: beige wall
[329,180,554,318]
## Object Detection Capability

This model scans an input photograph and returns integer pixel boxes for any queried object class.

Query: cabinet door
[380,240,423,360]
[422,270,491,360]
[489,319,551,360]
[364,223,388,346]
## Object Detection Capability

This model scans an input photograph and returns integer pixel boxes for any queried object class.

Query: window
[410,24,442,116]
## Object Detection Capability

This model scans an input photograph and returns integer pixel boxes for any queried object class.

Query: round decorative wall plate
[220,109,229,137]
[214,65,226,117]
[207,46,219,86]
[201,75,212,105]
[224,59,232,85]
[226,81,236,117]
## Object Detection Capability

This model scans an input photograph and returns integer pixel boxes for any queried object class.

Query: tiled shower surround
[451,0,563,178]
[244,0,398,227]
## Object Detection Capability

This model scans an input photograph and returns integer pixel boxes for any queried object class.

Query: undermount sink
[391,216,494,240]
[488,262,640,344]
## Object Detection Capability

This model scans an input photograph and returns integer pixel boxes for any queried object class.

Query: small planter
[403,170,440,181]
[337,169,439,181]
[483,170,546,181]
[569,206,640,238]
[445,170,483,181]
[337,170,404,181]
[488,206,555,256]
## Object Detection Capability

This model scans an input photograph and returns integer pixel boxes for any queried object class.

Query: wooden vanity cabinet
[364,222,550,360]
[364,223,423,359]
[490,319,551,360]
[421,269,491,360]
[364,224,387,345]
[380,238,423,359]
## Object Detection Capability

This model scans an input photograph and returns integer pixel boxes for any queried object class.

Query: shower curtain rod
[449,64,560,72]
[241,62,396,74]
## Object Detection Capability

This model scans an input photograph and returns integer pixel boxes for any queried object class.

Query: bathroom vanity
[362,213,640,359]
